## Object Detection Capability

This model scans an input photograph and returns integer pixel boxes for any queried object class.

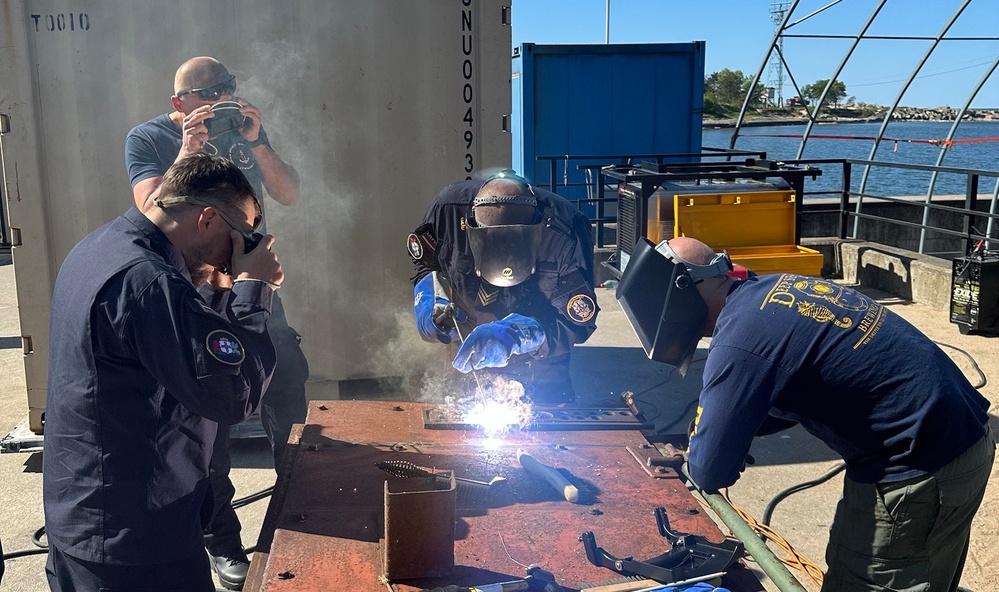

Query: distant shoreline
[704,106,999,129]
[704,116,999,129]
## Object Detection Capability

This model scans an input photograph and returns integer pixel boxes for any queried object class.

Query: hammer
[517,449,579,503]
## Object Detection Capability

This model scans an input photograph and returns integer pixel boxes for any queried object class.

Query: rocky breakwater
[704,104,999,128]
[890,106,999,121]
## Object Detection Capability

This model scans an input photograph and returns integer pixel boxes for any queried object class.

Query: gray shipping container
[0,0,511,431]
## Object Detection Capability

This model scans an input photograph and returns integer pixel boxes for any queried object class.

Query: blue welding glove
[414,273,459,344]
[452,313,546,373]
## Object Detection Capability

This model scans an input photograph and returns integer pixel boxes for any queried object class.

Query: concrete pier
[0,245,996,591]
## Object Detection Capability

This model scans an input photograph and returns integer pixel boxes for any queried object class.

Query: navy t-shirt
[688,274,990,492]
[125,113,270,201]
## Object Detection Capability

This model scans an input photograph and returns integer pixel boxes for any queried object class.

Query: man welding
[409,171,598,404]
[616,236,995,592]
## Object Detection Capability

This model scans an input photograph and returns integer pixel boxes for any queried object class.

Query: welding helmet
[616,238,732,376]
[464,171,544,287]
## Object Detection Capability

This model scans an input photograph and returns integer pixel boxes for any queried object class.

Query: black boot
[211,549,250,591]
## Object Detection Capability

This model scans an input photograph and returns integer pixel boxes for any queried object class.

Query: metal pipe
[733,0,802,152]
[919,52,999,253]
[795,0,889,161]
[681,465,809,592]
[604,0,610,44]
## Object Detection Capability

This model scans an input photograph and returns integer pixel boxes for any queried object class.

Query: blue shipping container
[512,42,705,204]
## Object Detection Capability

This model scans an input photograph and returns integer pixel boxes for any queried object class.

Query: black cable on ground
[761,461,847,527]
[31,527,46,549]
[933,340,988,389]
[2,486,274,562]
[759,341,986,528]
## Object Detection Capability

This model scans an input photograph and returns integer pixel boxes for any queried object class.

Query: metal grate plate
[422,405,653,431]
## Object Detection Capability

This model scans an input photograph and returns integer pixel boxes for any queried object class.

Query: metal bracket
[581,506,744,584]
[1,418,44,453]
[625,445,679,479]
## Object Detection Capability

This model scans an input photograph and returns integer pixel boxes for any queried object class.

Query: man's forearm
[254,145,300,206]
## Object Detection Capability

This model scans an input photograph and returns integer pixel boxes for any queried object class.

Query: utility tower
[766,2,789,107]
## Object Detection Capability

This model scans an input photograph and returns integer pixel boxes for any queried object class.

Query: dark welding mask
[464,175,544,287]
[616,238,732,376]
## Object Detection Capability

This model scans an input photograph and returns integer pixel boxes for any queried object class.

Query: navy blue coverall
[126,116,309,556]
[410,180,599,403]
[42,208,276,591]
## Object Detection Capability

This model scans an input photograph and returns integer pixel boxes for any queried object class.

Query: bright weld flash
[480,436,504,451]
[463,398,531,435]
[459,376,531,435]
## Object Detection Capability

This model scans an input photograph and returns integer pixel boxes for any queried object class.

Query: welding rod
[517,449,579,503]
[452,313,489,404]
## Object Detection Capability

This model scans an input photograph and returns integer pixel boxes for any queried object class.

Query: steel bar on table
[681,464,809,592]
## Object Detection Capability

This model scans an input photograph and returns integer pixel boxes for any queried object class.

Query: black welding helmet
[464,172,544,287]
[616,238,731,376]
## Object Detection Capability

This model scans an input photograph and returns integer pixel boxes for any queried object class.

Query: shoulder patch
[566,294,596,324]
[206,330,245,366]
[407,233,423,260]
[407,223,438,262]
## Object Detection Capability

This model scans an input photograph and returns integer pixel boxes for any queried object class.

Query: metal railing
[536,150,767,248]
[783,158,999,256]
[539,152,999,258]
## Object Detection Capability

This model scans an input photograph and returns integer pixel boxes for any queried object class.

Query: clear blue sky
[511,0,999,108]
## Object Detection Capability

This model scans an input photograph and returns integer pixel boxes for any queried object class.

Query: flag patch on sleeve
[206,330,245,365]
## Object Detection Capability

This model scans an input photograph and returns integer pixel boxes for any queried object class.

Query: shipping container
[512,42,705,201]
[0,0,511,432]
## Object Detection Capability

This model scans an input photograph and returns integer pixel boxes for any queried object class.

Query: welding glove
[414,273,461,344]
[452,313,546,373]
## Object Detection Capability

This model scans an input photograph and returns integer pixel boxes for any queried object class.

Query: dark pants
[203,294,309,556]
[822,425,995,591]
[46,543,214,592]
[258,297,310,468]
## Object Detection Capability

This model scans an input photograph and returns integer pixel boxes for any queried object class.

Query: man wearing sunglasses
[126,56,300,212]
[125,56,308,590]
[409,171,599,405]
[44,154,283,591]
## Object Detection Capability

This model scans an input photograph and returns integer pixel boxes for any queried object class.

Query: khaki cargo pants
[822,425,996,592]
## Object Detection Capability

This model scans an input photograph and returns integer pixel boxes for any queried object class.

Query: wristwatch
[245,136,266,149]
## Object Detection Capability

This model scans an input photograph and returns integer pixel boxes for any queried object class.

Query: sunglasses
[176,75,237,101]
[155,195,264,253]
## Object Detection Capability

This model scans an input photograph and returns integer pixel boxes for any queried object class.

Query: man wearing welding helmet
[125,56,307,590]
[616,236,994,592]
[409,171,599,404]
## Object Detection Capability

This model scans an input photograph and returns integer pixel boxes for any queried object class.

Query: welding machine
[950,251,999,336]
[602,158,823,278]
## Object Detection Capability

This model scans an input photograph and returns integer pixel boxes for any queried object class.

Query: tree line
[704,68,850,115]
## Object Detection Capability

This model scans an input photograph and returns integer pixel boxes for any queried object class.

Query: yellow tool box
[665,188,823,277]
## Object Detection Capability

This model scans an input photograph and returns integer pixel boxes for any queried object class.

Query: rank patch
[206,330,245,365]
[566,294,596,324]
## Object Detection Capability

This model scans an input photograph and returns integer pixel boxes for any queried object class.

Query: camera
[204,101,246,138]
[242,231,265,254]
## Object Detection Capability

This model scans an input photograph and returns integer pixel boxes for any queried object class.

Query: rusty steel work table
[244,401,763,591]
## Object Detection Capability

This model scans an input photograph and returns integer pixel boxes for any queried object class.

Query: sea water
[702,120,999,198]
